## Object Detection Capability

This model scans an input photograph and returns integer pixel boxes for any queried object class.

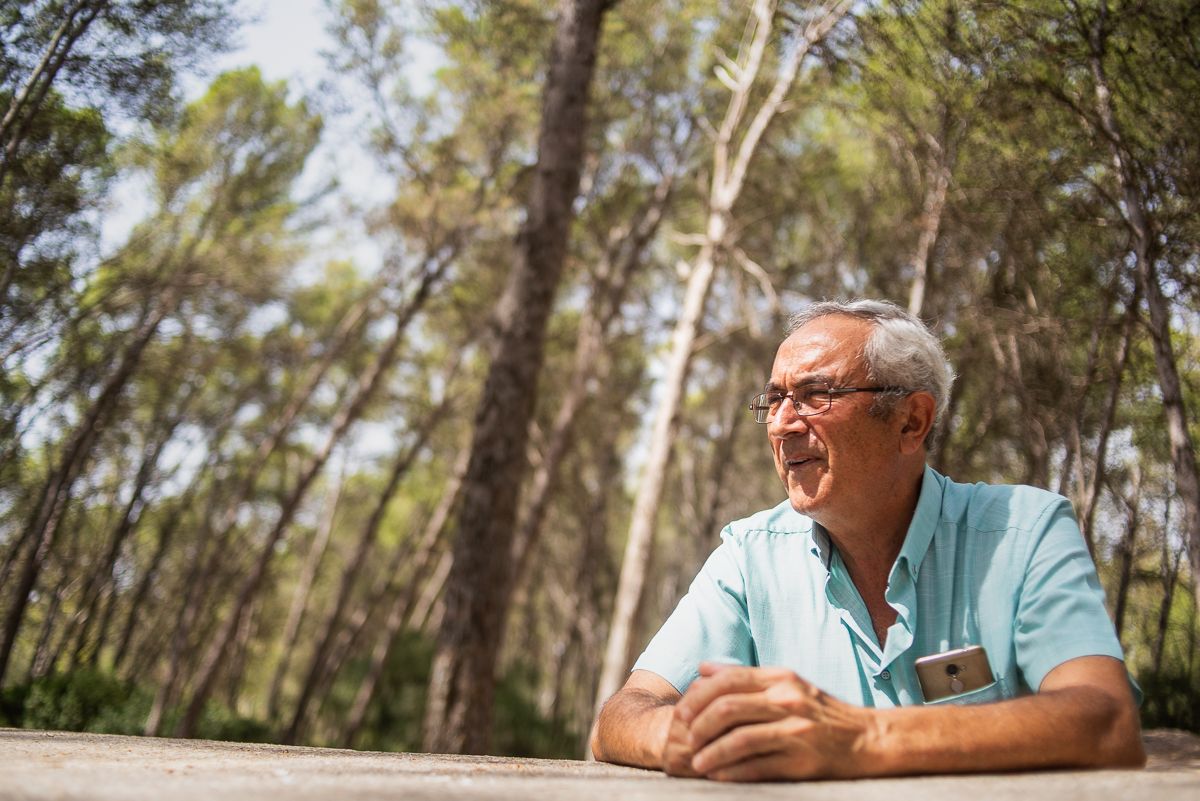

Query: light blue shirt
[634,465,1133,707]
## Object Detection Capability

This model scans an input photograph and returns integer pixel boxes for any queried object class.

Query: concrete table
[1,728,1197,800]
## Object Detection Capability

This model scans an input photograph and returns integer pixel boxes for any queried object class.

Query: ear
[897,391,936,455]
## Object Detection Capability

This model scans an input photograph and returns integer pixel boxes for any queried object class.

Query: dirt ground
[0,727,1196,801]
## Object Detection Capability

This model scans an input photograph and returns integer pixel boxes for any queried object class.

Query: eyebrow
[764,374,834,391]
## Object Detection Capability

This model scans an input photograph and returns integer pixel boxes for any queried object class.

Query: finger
[687,691,785,750]
[697,660,740,677]
[706,752,800,783]
[691,719,805,774]
[677,667,773,723]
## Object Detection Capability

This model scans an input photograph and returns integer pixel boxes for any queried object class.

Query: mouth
[784,455,819,469]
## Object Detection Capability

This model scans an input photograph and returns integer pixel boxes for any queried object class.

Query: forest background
[1,0,1198,759]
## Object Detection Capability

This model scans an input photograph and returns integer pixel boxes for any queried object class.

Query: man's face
[767,316,903,526]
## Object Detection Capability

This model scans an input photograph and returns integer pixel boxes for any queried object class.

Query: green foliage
[1140,670,1200,733]
[0,1,240,125]
[0,670,146,734]
[297,631,579,756]
[340,631,433,752]
[189,706,273,744]
[3,0,1200,761]
[0,669,273,742]
[492,664,581,759]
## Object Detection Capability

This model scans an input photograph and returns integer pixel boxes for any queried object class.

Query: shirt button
[880,670,891,680]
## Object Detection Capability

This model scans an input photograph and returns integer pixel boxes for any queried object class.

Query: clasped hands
[662,661,880,781]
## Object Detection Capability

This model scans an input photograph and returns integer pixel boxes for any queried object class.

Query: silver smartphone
[914,645,994,702]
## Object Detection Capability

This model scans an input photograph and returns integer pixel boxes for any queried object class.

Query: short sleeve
[631,530,755,693]
[1013,499,1136,699]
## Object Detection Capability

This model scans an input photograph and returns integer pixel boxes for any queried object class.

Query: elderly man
[591,299,1144,780]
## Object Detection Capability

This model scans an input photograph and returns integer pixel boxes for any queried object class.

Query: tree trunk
[576,433,622,758]
[26,573,73,682]
[113,408,243,678]
[282,397,448,744]
[1110,468,1141,641]
[143,281,396,706]
[224,592,262,710]
[112,496,180,676]
[1153,530,1183,677]
[265,460,346,723]
[193,278,383,593]
[510,171,673,583]
[0,0,107,194]
[1084,1,1200,615]
[1076,296,1137,552]
[422,0,612,756]
[173,290,418,738]
[0,287,179,685]
[340,446,468,748]
[70,382,192,669]
[906,109,955,317]
[143,533,222,736]
[594,0,850,719]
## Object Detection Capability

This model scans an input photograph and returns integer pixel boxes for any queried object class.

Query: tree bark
[422,0,613,756]
[339,454,465,748]
[510,170,673,583]
[594,0,850,720]
[0,0,107,193]
[1075,295,1137,552]
[1153,498,1183,678]
[71,376,196,669]
[1083,0,1200,615]
[906,109,955,317]
[282,395,448,744]
[1109,468,1142,641]
[265,461,346,723]
[173,288,419,738]
[0,286,179,684]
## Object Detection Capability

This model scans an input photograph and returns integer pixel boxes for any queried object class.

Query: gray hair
[787,299,955,445]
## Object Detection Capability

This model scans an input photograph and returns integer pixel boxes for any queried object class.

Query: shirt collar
[806,464,945,578]
[809,521,834,569]
[894,464,945,580]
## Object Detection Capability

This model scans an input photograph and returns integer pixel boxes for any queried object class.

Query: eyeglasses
[748,381,910,423]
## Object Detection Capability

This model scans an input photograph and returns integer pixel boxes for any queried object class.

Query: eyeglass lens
[749,382,833,423]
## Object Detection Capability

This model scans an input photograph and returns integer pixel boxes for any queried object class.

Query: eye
[797,386,824,403]
[794,384,832,411]
[763,391,788,408]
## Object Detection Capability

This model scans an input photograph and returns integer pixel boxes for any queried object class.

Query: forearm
[866,685,1145,776]
[591,688,674,768]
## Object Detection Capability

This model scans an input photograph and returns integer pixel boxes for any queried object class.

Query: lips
[784,454,820,468]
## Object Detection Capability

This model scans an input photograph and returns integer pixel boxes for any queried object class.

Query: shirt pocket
[922,679,1008,706]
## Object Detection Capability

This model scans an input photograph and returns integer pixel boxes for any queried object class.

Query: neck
[823,464,925,586]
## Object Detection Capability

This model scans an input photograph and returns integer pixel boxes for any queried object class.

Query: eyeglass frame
[748,381,912,424]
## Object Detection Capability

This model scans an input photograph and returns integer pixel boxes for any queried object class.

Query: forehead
[770,315,872,384]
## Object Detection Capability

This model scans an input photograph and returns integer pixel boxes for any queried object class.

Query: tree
[595,0,851,718]
[423,0,615,755]
[0,66,321,685]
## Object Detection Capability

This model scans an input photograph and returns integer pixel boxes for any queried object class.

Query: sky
[103,0,387,261]
[215,0,332,91]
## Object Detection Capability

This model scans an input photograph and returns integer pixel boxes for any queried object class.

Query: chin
[785,473,826,514]
[787,490,821,517]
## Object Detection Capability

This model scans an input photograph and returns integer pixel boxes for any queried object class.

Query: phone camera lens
[945,664,959,677]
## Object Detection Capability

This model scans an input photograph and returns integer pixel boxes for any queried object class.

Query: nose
[767,395,810,435]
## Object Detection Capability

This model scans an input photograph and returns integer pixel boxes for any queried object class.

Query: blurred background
[1,0,1197,758]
